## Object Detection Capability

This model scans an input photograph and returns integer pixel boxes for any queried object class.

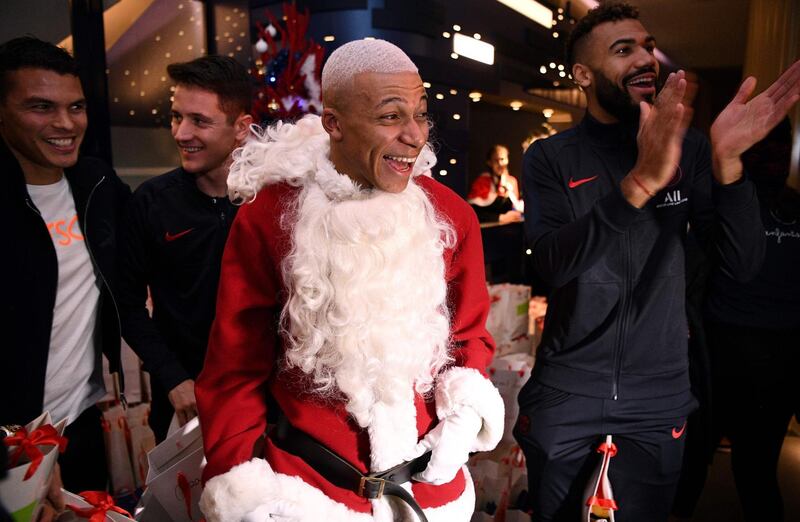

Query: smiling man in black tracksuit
[514,3,800,521]
[1,37,131,505]
[117,56,252,441]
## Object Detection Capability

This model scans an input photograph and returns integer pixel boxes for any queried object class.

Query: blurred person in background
[468,144,524,223]
[699,118,800,522]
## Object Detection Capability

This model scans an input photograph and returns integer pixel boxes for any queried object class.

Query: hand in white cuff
[410,406,482,485]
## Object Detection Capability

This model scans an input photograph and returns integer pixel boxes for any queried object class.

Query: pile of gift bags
[471,284,549,521]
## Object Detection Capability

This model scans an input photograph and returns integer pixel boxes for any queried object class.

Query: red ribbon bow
[3,425,68,480]
[586,495,619,510]
[596,441,618,457]
[67,491,133,522]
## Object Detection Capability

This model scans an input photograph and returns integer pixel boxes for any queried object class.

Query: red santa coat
[196,116,503,522]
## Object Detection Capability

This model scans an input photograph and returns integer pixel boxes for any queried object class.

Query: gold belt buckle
[358,476,386,499]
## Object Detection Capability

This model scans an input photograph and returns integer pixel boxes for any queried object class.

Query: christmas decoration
[252,3,324,124]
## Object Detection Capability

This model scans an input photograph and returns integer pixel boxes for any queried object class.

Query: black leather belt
[270,416,432,522]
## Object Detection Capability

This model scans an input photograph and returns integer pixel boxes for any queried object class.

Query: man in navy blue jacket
[515,3,800,521]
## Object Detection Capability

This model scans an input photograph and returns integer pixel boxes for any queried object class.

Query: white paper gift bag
[125,404,155,489]
[489,354,533,443]
[59,490,135,522]
[486,284,532,357]
[101,405,136,497]
[140,417,205,522]
[0,412,67,522]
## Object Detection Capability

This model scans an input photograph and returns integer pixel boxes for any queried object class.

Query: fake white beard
[280,179,455,428]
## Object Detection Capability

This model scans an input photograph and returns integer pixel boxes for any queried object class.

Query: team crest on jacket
[656,189,688,208]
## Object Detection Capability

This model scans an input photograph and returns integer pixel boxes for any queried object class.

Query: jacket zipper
[83,176,127,407]
[612,231,633,400]
[25,197,42,216]
[212,197,227,226]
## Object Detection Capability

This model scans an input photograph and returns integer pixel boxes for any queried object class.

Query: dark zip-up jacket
[0,139,131,425]
[523,114,764,400]
[117,168,237,394]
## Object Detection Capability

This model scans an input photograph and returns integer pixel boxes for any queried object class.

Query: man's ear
[321,108,343,141]
[572,63,593,89]
[233,112,253,143]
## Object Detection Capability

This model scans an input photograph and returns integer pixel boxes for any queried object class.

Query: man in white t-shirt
[0,36,130,508]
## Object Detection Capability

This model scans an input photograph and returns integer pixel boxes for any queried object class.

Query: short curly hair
[566,1,640,69]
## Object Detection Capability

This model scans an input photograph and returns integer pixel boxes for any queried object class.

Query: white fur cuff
[435,367,505,452]
[200,459,277,522]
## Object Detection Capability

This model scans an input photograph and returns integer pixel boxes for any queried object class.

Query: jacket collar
[580,111,638,148]
[1,136,105,211]
[1,138,30,202]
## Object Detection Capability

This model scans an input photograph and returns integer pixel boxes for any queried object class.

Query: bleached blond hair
[321,38,418,106]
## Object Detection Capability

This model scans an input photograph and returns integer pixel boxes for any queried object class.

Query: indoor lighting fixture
[423,82,432,88]
[542,108,554,118]
[435,93,445,100]
[439,170,448,176]
[453,24,461,31]
[451,52,459,59]
[443,31,451,38]
[323,35,335,42]
[453,113,461,120]
[474,33,481,40]
[496,0,553,28]
[453,33,495,65]
[539,65,547,74]
[468,91,482,99]
[449,158,457,164]
[510,101,523,111]
[450,89,457,95]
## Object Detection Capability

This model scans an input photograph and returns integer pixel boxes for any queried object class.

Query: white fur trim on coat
[200,458,371,522]
[200,458,477,522]
[435,367,505,452]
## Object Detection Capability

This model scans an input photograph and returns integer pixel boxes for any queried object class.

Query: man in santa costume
[195,39,504,521]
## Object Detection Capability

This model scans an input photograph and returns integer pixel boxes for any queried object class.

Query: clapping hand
[711,59,800,184]
[623,70,693,207]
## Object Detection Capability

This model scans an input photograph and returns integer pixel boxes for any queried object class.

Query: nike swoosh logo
[672,422,686,439]
[165,228,194,242]
[568,176,598,189]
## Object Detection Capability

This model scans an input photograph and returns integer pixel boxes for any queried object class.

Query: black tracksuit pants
[59,405,108,492]
[707,320,800,522]
[514,379,695,522]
